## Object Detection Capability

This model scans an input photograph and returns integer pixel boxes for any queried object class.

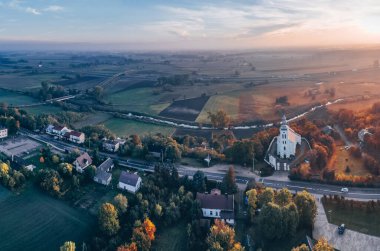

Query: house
[0,127,8,139]
[52,125,70,137]
[94,158,114,186]
[73,152,93,173]
[196,188,235,225]
[118,171,142,193]
[66,130,85,144]
[276,115,301,159]
[102,139,122,152]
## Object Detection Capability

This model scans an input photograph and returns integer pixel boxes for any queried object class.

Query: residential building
[118,171,142,193]
[73,152,93,173]
[65,131,85,144]
[94,158,114,186]
[0,127,8,139]
[102,139,121,152]
[276,115,301,159]
[196,188,235,225]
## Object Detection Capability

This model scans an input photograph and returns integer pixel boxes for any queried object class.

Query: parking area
[0,136,41,158]
[313,199,380,251]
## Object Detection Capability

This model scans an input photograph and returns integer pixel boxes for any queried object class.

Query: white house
[102,139,122,152]
[277,115,301,159]
[65,131,85,144]
[52,125,70,137]
[0,127,8,139]
[73,152,93,173]
[118,171,142,193]
[94,158,114,186]
[196,189,235,225]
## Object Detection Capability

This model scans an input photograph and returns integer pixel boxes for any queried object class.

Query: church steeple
[281,114,287,125]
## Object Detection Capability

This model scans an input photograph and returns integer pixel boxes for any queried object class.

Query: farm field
[0,90,37,106]
[159,95,210,121]
[23,105,63,115]
[0,185,95,251]
[323,199,380,237]
[73,112,113,129]
[101,118,175,137]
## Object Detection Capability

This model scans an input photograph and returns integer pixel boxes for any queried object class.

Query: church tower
[276,115,301,159]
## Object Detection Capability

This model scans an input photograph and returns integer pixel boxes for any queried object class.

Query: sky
[1,0,380,50]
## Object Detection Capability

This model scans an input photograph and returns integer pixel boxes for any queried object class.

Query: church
[265,115,302,171]
[277,115,301,158]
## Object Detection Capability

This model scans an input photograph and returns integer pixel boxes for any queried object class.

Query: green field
[0,90,37,106]
[102,118,175,137]
[153,221,187,251]
[23,105,63,115]
[105,88,170,115]
[323,199,380,237]
[0,185,95,251]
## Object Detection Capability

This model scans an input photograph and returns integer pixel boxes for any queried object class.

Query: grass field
[73,112,113,129]
[105,88,170,115]
[328,142,369,176]
[23,105,63,115]
[101,118,175,137]
[0,185,95,251]
[323,199,380,237]
[0,90,37,106]
[153,221,188,251]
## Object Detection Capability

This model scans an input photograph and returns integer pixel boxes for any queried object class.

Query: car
[341,187,349,193]
[338,224,345,235]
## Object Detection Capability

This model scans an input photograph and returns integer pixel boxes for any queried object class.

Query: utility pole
[252,152,255,172]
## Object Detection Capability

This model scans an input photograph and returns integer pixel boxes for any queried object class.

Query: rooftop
[97,158,113,172]
[119,171,140,186]
[75,152,92,168]
[196,192,234,210]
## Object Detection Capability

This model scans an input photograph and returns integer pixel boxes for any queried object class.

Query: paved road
[19,130,380,200]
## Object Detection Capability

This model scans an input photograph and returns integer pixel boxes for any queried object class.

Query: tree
[259,202,284,240]
[113,194,128,214]
[84,165,96,182]
[294,190,317,228]
[221,166,238,194]
[117,243,138,251]
[93,85,104,101]
[258,187,274,207]
[192,170,207,192]
[206,219,244,251]
[60,241,76,251]
[275,188,292,207]
[58,163,73,177]
[282,202,299,237]
[208,109,231,129]
[98,203,120,236]
[0,162,9,178]
[131,218,156,251]
[292,244,310,251]
[246,189,257,223]
[143,218,156,241]
[313,238,333,251]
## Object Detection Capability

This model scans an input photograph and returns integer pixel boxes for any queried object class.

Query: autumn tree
[0,162,9,178]
[60,241,76,251]
[113,193,128,214]
[246,189,257,223]
[221,166,238,194]
[206,219,244,251]
[258,187,274,207]
[208,109,231,129]
[98,203,120,236]
[313,238,333,251]
[117,243,138,251]
[275,188,292,207]
[292,244,310,251]
[294,190,317,228]
[132,218,156,251]
[58,163,73,177]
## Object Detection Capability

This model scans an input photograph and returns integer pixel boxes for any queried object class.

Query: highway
[19,130,380,200]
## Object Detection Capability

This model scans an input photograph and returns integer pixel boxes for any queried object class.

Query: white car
[341,187,349,193]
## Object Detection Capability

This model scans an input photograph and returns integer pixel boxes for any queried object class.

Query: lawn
[101,118,175,137]
[0,185,95,251]
[153,221,188,251]
[323,199,380,237]
[328,142,370,176]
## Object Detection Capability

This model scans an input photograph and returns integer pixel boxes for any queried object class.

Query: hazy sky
[1,0,380,50]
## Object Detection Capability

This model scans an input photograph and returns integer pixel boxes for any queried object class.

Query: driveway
[313,199,380,251]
